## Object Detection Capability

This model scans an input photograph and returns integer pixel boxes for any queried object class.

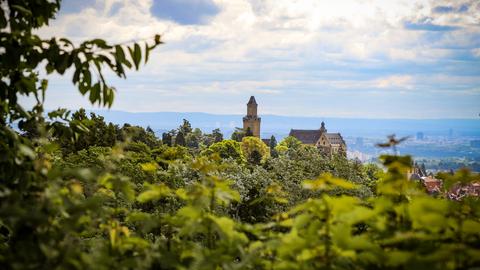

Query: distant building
[241,97,347,157]
[243,96,261,138]
[448,182,480,201]
[289,122,347,157]
[407,163,480,199]
[421,176,442,194]
[416,132,424,140]
[471,140,480,148]
[408,162,427,180]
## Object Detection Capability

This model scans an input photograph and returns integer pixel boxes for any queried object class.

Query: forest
[1,1,479,269]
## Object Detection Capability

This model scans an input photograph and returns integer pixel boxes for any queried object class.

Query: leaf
[137,183,171,203]
[145,43,150,64]
[115,45,131,71]
[106,87,115,107]
[0,10,7,28]
[115,45,125,62]
[89,82,100,104]
[140,162,158,172]
[462,220,480,234]
[102,86,107,106]
[126,211,151,223]
[72,68,81,84]
[154,34,162,45]
[91,39,109,49]
[328,177,357,189]
[386,251,413,266]
[209,215,248,243]
[55,53,71,74]
[177,206,201,220]
[11,5,32,16]
[18,144,35,159]
[408,197,448,232]
[176,188,188,200]
[303,173,357,191]
[129,43,142,70]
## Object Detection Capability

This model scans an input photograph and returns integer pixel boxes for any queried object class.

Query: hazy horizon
[83,108,480,120]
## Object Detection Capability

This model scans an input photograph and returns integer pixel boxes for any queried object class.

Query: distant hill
[91,110,480,139]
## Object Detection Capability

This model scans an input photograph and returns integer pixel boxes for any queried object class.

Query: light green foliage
[203,139,245,163]
[121,124,160,149]
[185,128,202,148]
[276,136,302,154]
[179,119,193,135]
[230,127,246,142]
[1,2,480,270]
[174,131,186,146]
[241,136,270,164]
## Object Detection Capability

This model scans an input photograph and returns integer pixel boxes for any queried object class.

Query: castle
[242,96,347,157]
[289,122,347,157]
[243,96,261,137]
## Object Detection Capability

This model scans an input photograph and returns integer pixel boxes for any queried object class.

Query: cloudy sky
[33,0,480,118]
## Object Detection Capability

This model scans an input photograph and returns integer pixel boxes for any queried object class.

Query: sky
[29,0,480,119]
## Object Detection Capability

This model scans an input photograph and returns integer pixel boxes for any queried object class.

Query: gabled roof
[289,129,322,144]
[324,133,345,145]
[289,129,346,146]
[409,173,423,181]
[247,96,257,105]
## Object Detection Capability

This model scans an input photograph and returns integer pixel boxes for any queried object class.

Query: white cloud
[27,0,480,118]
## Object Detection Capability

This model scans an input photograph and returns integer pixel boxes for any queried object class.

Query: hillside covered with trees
[1,1,479,269]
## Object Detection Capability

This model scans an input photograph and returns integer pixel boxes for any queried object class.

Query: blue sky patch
[150,0,220,25]
[404,17,460,31]
[433,6,455,13]
[433,3,470,13]
[59,0,96,14]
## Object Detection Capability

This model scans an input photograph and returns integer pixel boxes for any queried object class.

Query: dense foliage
[1,1,479,270]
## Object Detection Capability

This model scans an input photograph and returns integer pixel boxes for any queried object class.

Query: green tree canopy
[241,136,270,165]
[269,135,278,157]
[203,139,244,163]
[212,128,223,143]
[231,127,245,142]
[179,119,193,135]
[275,135,302,153]
[175,131,186,146]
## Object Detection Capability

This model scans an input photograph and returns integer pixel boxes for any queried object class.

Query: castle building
[289,122,347,157]
[243,96,261,138]
[241,96,346,157]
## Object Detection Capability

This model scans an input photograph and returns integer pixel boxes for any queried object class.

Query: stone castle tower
[243,96,261,137]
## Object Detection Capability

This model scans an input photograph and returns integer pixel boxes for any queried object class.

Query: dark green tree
[121,125,159,148]
[231,127,245,142]
[162,132,172,146]
[179,119,193,135]
[146,126,155,134]
[186,129,201,148]
[249,150,263,165]
[269,135,278,158]
[212,128,223,143]
[175,131,186,146]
